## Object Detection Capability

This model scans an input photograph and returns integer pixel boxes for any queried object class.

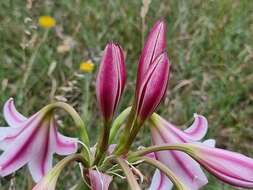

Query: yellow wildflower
[38,16,56,29]
[80,60,95,73]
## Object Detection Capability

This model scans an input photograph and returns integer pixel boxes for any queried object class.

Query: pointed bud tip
[106,41,121,47]
[153,19,166,31]
[104,42,124,54]
[157,19,166,25]
[7,97,14,103]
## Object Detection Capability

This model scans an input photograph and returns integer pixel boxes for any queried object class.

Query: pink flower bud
[135,20,170,121]
[136,52,170,120]
[96,42,126,121]
[137,20,167,89]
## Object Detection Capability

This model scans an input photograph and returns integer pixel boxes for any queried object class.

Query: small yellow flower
[38,16,56,29]
[80,60,95,73]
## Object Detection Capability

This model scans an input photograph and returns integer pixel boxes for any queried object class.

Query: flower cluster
[1,20,253,190]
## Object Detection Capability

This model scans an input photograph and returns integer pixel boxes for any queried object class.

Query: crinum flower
[0,98,78,182]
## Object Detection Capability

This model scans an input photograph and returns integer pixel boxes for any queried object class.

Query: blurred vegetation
[0,0,252,189]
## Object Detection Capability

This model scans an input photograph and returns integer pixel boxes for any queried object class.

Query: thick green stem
[109,107,131,144]
[93,121,111,165]
[120,118,144,154]
[115,157,141,190]
[113,105,137,155]
[138,156,190,190]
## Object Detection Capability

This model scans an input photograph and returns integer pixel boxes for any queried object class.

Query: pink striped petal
[184,113,208,140]
[0,127,18,140]
[0,115,42,177]
[28,118,54,182]
[0,113,38,151]
[186,143,253,188]
[137,53,170,120]
[54,133,78,155]
[149,169,173,190]
[89,169,113,190]
[3,98,27,127]
[28,117,78,182]
[151,128,208,189]
[155,113,208,142]
[150,114,208,189]
[137,20,166,88]
[51,119,78,155]
[0,127,20,150]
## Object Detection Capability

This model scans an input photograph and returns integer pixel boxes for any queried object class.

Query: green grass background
[0,0,252,189]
